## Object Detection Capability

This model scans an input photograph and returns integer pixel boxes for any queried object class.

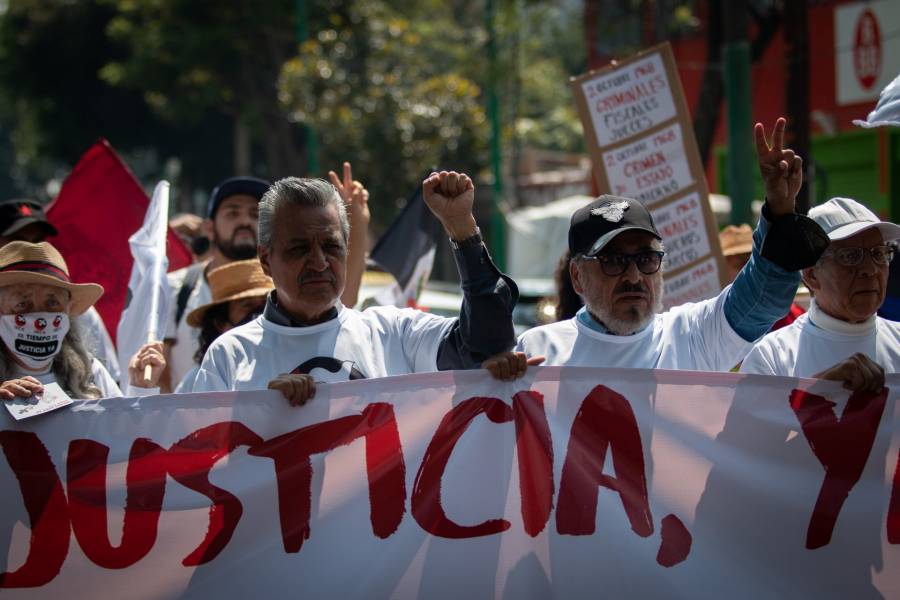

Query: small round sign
[853,8,881,91]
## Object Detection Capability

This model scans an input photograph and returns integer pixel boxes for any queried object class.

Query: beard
[587,275,664,335]
[214,226,257,260]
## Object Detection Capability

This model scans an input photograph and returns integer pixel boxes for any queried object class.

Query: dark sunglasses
[580,250,666,276]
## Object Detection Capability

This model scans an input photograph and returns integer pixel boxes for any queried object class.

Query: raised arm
[722,118,829,342]
[421,171,519,369]
[329,161,370,309]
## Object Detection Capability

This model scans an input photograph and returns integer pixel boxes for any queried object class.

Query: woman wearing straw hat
[175,259,273,392]
[0,241,165,400]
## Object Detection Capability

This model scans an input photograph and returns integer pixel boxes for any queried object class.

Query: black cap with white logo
[568,195,661,256]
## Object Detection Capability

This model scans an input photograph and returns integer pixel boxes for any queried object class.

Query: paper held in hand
[4,382,73,421]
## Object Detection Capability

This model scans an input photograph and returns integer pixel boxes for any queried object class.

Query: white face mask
[0,312,70,371]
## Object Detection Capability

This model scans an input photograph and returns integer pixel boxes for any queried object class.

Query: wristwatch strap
[449,226,483,251]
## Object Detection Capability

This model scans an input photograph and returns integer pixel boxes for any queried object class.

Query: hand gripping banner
[1,367,899,599]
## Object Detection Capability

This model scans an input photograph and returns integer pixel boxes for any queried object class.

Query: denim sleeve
[435,242,519,370]
[723,212,801,341]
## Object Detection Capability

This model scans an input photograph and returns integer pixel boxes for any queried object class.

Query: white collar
[807,299,876,336]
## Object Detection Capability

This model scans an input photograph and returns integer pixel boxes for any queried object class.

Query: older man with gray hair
[192,171,518,404]
[741,197,900,393]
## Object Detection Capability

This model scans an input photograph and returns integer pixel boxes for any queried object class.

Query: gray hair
[258,177,349,249]
[0,319,102,399]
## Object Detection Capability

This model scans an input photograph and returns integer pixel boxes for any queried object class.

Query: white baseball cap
[808,197,900,242]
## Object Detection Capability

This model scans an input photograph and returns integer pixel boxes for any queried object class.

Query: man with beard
[162,176,270,391]
[515,118,829,372]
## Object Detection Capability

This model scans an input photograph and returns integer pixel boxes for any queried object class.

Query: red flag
[46,139,193,345]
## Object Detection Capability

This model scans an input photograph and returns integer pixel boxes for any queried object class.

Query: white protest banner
[572,43,727,306]
[2,368,899,599]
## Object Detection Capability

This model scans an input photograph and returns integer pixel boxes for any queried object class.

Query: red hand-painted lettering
[0,431,70,588]
[412,396,514,538]
[67,438,168,569]
[556,384,653,537]
[789,388,888,549]
[513,391,554,537]
[249,403,405,552]
[166,422,263,565]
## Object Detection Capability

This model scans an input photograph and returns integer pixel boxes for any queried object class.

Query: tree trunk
[784,0,811,214]
[693,0,724,167]
[693,1,782,169]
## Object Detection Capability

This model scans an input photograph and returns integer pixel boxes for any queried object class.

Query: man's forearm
[435,241,518,370]
[341,219,368,308]
[723,205,802,341]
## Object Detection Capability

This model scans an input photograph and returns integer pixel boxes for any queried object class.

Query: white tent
[505,195,592,280]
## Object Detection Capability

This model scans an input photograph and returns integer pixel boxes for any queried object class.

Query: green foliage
[101,0,294,123]
[500,1,586,154]
[0,0,157,196]
[280,0,489,221]
[0,0,589,215]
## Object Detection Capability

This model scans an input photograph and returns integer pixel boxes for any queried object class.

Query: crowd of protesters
[0,113,898,405]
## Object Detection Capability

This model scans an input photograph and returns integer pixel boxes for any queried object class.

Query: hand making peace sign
[329,161,370,226]
[754,117,803,218]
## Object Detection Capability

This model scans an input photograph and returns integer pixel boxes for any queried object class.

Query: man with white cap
[741,197,900,392]
[516,120,829,372]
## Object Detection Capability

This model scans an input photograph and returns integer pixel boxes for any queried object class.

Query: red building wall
[667,0,876,190]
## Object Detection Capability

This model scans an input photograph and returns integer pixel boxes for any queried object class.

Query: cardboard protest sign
[2,368,899,599]
[572,43,727,307]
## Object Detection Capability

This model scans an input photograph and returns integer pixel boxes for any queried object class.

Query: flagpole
[143,181,170,384]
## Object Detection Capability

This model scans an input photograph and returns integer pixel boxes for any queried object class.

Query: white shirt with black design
[192,304,455,392]
[516,289,750,371]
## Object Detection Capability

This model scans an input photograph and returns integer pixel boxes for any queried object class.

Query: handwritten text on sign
[662,256,720,309]
[654,192,711,272]
[581,53,677,146]
[1,370,899,599]
[602,123,694,205]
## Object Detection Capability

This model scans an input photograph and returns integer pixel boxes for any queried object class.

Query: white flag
[854,71,900,128]
[116,181,171,387]
[371,246,435,308]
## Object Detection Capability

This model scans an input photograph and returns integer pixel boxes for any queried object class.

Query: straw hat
[186,259,273,327]
[719,224,753,257]
[0,241,103,316]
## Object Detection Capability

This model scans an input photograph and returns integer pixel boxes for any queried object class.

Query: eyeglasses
[580,250,666,276]
[821,244,895,267]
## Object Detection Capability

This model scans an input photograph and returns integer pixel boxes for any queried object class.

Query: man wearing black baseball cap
[0,198,57,245]
[516,118,829,372]
[163,176,271,391]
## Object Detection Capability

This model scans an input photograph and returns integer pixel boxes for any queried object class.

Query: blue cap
[207,177,271,219]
